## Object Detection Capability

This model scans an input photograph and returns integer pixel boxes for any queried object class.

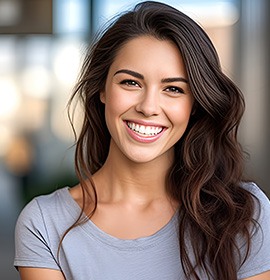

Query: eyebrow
[161,77,188,84]
[114,69,188,84]
[114,69,144,80]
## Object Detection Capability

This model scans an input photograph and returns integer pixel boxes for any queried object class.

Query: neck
[92,141,174,204]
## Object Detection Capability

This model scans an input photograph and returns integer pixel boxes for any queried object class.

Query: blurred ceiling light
[0,77,20,119]
[53,41,82,86]
[0,0,20,26]
[20,66,51,99]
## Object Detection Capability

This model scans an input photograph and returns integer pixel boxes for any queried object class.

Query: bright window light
[0,77,20,119]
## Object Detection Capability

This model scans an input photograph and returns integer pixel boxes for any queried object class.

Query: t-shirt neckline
[59,186,179,250]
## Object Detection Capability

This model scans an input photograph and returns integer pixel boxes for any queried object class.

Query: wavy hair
[66,1,256,279]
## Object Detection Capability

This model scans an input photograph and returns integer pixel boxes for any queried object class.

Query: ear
[100,90,105,104]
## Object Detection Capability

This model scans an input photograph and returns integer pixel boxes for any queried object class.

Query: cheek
[104,98,129,137]
[106,98,124,118]
[167,101,193,126]
[105,90,134,116]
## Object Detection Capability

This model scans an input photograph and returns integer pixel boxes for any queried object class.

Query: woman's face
[101,36,194,164]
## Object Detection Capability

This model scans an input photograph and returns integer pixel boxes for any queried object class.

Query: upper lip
[124,119,167,128]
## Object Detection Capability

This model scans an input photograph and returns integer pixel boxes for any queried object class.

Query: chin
[124,151,169,165]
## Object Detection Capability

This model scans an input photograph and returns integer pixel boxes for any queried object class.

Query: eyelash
[164,86,184,94]
[119,79,185,94]
[119,79,140,87]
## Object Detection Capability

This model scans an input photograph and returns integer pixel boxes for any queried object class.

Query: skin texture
[17,36,270,280]
[100,36,194,165]
[243,271,270,280]
[18,267,65,280]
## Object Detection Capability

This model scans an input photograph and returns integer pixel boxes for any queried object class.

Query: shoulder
[14,187,74,271]
[241,181,269,202]
[16,187,78,236]
[241,182,270,218]
[18,187,69,216]
[240,181,270,236]
[237,182,270,278]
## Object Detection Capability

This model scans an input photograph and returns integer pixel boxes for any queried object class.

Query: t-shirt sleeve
[14,198,60,270]
[237,183,270,279]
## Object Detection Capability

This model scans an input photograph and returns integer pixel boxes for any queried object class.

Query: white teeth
[145,126,150,134]
[139,125,145,134]
[127,122,163,136]
[131,123,136,130]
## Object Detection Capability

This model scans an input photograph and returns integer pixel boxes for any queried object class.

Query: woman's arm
[19,267,65,280]
[243,270,270,280]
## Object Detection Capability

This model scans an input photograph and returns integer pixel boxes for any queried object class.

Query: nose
[135,88,161,117]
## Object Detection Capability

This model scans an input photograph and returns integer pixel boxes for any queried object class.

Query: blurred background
[0,0,269,278]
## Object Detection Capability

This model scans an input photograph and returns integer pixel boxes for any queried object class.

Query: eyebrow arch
[114,69,188,84]
[114,69,144,80]
[161,77,188,84]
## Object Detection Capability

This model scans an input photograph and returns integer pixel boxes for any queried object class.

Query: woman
[14,1,270,279]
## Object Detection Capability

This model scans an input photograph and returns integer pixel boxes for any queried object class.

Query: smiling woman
[14,1,270,280]
[100,36,194,163]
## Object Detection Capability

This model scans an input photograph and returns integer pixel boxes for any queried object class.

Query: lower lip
[124,122,166,143]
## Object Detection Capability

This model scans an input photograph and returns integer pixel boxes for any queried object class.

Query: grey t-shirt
[14,182,270,279]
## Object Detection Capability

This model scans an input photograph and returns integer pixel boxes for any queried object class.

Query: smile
[126,121,167,137]
[126,121,164,136]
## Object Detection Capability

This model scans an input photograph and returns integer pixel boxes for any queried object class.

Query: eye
[164,86,184,94]
[119,79,140,87]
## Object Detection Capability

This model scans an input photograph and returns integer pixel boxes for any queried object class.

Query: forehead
[109,36,187,76]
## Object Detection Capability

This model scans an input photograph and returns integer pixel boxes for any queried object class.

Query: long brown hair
[66,1,257,279]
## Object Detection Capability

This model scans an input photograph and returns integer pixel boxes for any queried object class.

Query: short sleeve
[237,183,270,279]
[14,198,60,270]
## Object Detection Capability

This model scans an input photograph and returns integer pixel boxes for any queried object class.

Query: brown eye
[165,86,184,94]
[120,79,140,87]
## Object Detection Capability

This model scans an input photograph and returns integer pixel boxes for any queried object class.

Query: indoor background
[0,0,269,279]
